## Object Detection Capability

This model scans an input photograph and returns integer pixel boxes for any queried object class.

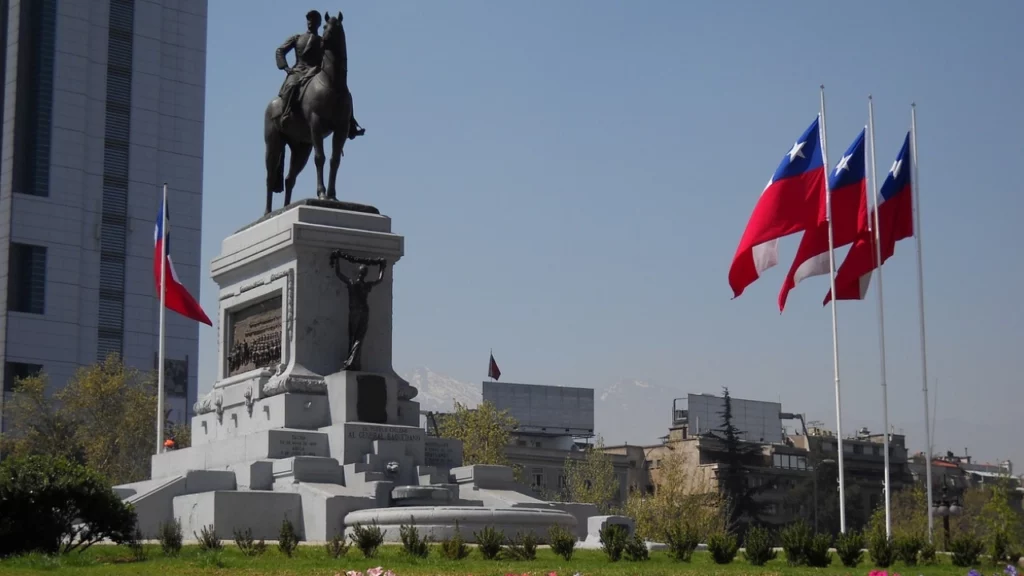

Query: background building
[0,0,208,431]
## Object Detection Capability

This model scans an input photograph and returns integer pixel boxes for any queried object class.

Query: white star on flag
[786,140,806,163]
[890,159,903,178]
[833,153,852,176]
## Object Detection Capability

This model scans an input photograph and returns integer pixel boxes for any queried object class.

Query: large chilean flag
[777,129,869,311]
[154,198,212,325]
[729,117,827,298]
[825,133,915,304]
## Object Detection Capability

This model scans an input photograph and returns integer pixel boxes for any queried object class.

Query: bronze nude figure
[330,250,386,372]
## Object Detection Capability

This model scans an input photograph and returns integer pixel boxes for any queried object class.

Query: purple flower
[1005,565,1019,576]
[968,570,982,576]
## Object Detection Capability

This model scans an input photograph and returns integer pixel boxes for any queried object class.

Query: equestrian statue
[264,10,365,214]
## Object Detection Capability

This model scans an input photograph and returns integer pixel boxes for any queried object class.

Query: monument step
[152,428,330,479]
[343,462,388,486]
[272,456,342,484]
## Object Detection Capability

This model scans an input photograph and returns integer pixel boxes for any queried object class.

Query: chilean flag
[729,117,826,298]
[154,198,212,325]
[777,129,869,311]
[825,133,914,304]
[487,352,501,381]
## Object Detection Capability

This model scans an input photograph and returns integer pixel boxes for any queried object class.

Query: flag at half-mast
[778,129,869,311]
[825,133,914,304]
[729,117,827,298]
[487,352,501,381]
[154,198,212,325]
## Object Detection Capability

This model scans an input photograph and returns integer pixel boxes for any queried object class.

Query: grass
[0,543,993,576]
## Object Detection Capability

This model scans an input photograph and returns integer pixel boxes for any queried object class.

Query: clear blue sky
[200,1,1024,464]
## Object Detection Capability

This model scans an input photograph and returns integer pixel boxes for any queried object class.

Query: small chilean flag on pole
[154,183,210,454]
[154,185,211,326]
[487,351,501,381]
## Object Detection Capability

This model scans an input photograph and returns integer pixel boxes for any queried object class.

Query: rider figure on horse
[276,10,364,139]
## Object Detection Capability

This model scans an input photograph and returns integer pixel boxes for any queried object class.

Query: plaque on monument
[226,295,283,376]
[356,374,387,423]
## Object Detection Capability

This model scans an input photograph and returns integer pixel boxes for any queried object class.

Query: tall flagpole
[868,95,893,537]
[820,85,847,534]
[911,104,935,541]
[156,183,169,455]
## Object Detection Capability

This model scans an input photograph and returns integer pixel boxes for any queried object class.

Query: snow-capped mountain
[401,367,481,413]
[594,377,676,446]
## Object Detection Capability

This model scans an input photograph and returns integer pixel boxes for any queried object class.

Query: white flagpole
[156,183,169,455]
[911,104,936,541]
[868,95,893,537]
[819,85,847,534]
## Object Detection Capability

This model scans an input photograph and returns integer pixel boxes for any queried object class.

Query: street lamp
[813,458,837,533]
[931,486,962,550]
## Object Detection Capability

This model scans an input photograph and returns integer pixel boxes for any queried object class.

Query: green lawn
[0,544,994,576]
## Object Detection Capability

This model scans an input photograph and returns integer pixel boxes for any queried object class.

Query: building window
[11,0,56,197]
[531,468,544,490]
[96,0,136,361]
[820,441,834,451]
[873,445,882,456]
[4,362,42,392]
[7,243,46,314]
[853,444,864,455]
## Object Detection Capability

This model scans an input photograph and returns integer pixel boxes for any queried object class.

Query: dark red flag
[488,352,501,381]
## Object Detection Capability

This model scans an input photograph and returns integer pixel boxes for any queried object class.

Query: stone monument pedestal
[116,201,583,543]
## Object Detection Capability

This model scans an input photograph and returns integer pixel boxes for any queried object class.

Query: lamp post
[813,457,837,534]
[931,486,962,550]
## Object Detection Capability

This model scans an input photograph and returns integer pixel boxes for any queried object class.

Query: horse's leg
[285,142,313,205]
[265,130,285,214]
[326,129,345,200]
[309,114,328,198]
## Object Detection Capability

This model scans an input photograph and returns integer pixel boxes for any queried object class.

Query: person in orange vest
[164,438,176,450]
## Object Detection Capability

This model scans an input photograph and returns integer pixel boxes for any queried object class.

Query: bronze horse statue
[264,12,356,214]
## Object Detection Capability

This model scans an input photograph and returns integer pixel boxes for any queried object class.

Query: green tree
[562,436,619,512]
[706,387,766,531]
[0,354,158,485]
[623,448,726,541]
[438,400,517,467]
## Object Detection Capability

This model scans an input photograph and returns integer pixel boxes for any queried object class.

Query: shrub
[127,526,146,562]
[894,533,923,566]
[278,518,298,557]
[991,531,1009,565]
[158,519,183,557]
[195,525,222,552]
[399,520,429,558]
[664,521,700,562]
[835,529,865,567]
[950,533,984,567]
[598,523,629,562]
[439,522,470,560]
[473,525,504,560]
[349,521,385,558]
[868,529,895,568]
[547,524,576,561]
[743,525,776,566]
[233,527,266,557]
[324,531,349,559]
[779,520,812,566]
[707,531,739,564]
[0,455,138,556]
[624,533,649,562]
[919,539,937,565]
[503,531,538,561]
[805,533,833,567]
